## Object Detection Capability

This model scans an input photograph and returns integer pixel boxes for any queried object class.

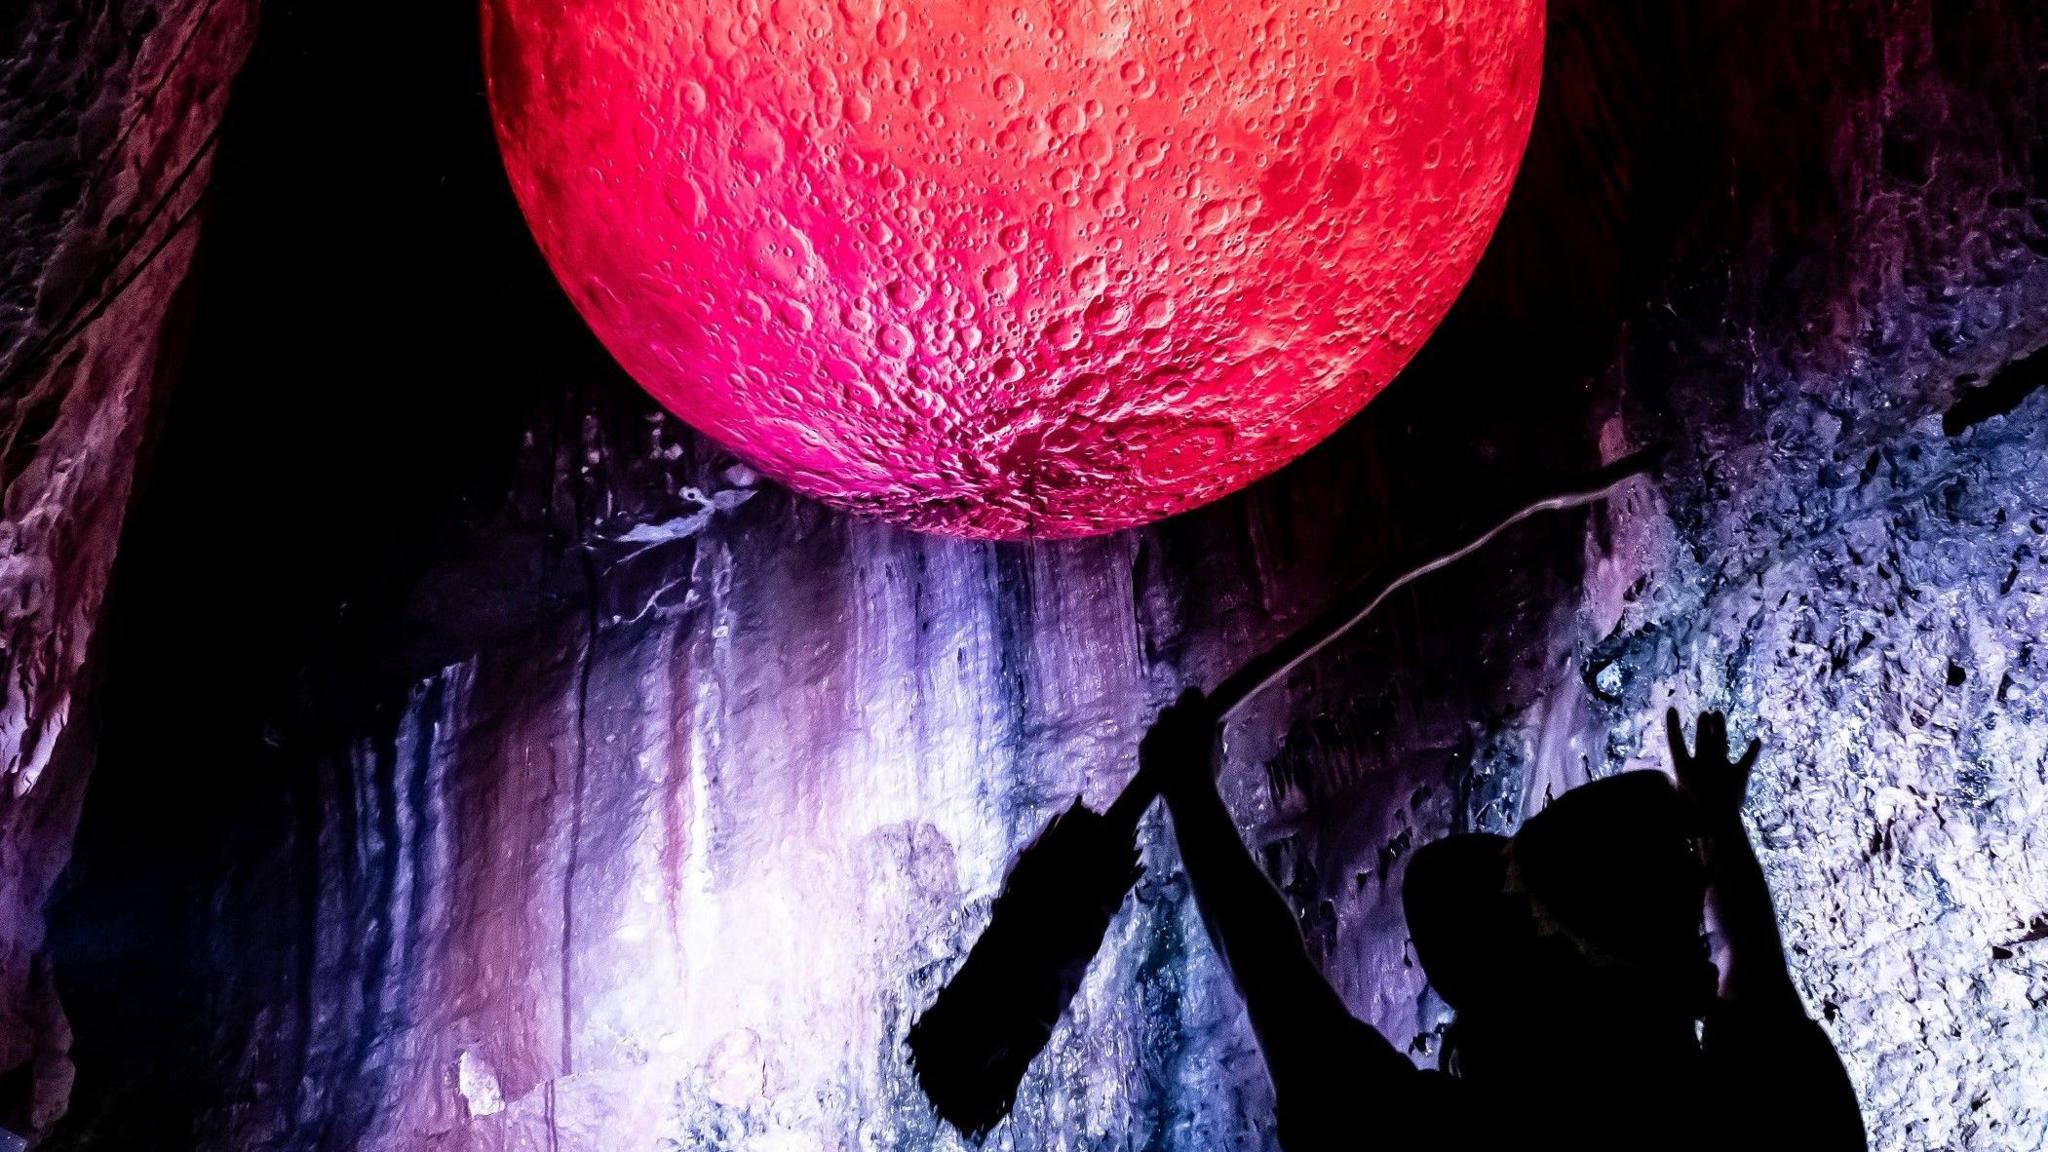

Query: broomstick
[906,446,1663,1139]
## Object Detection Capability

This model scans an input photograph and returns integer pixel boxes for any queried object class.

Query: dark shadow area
[41,0,621,1145]
[1947,345,2048,435]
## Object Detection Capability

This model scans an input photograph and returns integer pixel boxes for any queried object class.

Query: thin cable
[1211,444,1664,723]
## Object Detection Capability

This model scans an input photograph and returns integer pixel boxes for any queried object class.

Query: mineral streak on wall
[13,2,2048,1151]
[0,0,254,1132]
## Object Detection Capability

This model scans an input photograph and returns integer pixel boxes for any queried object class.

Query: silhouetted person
[1139,697,1866,1150]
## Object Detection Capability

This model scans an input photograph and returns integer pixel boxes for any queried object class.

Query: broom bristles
[907,798,1142,1139]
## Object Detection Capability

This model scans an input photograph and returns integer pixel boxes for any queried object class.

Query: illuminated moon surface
[484,0,1543,537]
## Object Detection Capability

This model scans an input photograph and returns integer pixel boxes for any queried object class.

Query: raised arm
[1668,709,1866,1149]
[1667,709,1800,1008]
[1142,691,1416,1113]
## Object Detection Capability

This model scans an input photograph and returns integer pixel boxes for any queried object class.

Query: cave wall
[0,0,252,1131]
[12,1,2048,1150]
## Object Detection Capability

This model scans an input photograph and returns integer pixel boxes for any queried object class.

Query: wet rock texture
[0,0,252,1132]
[15,1,2048,1150]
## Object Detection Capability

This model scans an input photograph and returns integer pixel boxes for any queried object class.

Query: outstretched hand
[1139,687,1218,799]
[1665,709,1819,1020]
[1666,708,1761,826]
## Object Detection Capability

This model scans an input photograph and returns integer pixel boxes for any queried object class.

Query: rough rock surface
[0,0,251,1134]
[19,1,2048,1151]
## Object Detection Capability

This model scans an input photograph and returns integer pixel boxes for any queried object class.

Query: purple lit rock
[0,0,252,1134]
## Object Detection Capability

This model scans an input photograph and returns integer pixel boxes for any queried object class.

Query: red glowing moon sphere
[484,0,1543,538]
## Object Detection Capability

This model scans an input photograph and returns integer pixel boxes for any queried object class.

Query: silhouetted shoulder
[1703,999,1868,1150]
[1272,1014,1492,1151]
